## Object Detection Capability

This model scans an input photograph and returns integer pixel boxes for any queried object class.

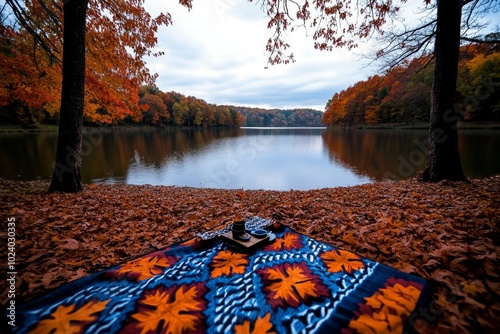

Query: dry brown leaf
[59,238,80,250]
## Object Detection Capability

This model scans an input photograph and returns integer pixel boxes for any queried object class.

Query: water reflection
[457,130,500,178]
[85,128,243,183]
[321,128,500,180]
[0,132,58,180]
[321,129,429,180]
[0,127,498,189]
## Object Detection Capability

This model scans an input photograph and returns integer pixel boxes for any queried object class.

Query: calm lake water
[1,127,499,190]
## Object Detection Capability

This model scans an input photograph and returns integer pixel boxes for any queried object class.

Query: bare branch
[35,0,62,34]
[461,36,500,44]
[5,0,62,62]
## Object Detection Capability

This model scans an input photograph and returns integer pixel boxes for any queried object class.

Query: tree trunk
[422,0,467,182]
[48,0,88,193]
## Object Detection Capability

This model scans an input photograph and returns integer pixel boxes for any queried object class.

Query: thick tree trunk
[422,0,467,182]
[48,0,88,193]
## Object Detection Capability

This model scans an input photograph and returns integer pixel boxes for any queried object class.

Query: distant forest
[322,44,499,126]
[231,107,324,127]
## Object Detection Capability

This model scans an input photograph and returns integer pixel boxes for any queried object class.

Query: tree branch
[461,36,500,44]
[5,0,62,62]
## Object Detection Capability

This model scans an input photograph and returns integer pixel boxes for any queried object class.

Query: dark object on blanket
[231,220,251,241]
[250,228,269,238]
[222,228,274,253]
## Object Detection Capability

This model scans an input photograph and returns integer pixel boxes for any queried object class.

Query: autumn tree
[0,23,61,126]
[47,0,87,193]
[4,0,180,192]
[258,0,499,182]
[456,46,500,121]
[373,0,499,181]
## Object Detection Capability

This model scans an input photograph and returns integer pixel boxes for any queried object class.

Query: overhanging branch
[461,36,500,44]
[5,0,62,63]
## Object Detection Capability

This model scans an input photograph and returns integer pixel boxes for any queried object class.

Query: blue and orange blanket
[13,217,431,333]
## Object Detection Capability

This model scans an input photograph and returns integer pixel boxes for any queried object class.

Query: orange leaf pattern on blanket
[346,278,423,334]
[210,250,249,278]
[258,262,329,309]
[29,299,109,334]
[265,232,302,251]
[320,249,365,274]
[233,314,276,334]
[123,283,207,334]
[113,253,177,280]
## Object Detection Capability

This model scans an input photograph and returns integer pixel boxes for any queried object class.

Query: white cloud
[143,1,380,110]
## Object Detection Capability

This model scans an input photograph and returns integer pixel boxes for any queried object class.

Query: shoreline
[329,121,500,130]
[1,121,499,133]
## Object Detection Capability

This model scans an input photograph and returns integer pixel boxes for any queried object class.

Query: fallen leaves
[0,176,499,333]
[59,238,80,250]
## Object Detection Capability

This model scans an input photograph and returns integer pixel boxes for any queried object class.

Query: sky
[142,0,388,111]
[141,1,441,111]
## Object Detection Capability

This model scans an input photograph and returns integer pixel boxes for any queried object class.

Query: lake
[0,127,498,190]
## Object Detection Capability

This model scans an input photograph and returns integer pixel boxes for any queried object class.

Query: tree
[4,0,180,192]
[255,0,498,182]
[366,0,498,181]
[421,0,466,182]
[172,99,189,126]
[48,0,87,193]
[140,93,168,126]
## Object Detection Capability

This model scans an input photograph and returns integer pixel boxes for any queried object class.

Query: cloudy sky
[143,1,412,110]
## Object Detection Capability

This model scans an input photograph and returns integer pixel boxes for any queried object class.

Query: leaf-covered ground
[1,177,498,333]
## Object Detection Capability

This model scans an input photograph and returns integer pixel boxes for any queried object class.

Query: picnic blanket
[13,217,431,334]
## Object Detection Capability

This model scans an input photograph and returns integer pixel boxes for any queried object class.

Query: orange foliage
[0,25,61,125]
[254,0,401,65]
[1,0,173,125]
[323,46,499,126]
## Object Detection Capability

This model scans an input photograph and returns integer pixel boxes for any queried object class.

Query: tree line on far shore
[233,107,323,127]
[2,19,497,130]
[322,44,499,126]
[0,20,321,129]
